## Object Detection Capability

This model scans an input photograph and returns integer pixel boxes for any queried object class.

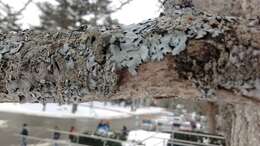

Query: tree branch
[110,0,134,13]
[0,4,259,105]
[16,0,33,15]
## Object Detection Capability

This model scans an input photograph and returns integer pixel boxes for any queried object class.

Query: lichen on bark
[0,1,260,145]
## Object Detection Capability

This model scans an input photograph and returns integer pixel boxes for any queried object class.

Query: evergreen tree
[37,0,132,31]
[0,0,32,32]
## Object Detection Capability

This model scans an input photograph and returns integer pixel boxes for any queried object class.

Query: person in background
[20,123,28,146]
[69,126,77,142]
[96,120,105,135]
[97,120,104,129]
[190,121,197,130]
[120,125,129,140]
[104,120,111,132]
[96,120,110,136]
[53,126,61,146]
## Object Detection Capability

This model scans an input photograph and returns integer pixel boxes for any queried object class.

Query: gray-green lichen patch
[107,4,236,79]
[109,28,188,75]
[0,30,118,103]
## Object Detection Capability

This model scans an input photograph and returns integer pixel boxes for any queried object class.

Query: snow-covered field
[0,102,168,119]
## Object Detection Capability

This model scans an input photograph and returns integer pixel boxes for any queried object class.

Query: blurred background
[0,0,162,32]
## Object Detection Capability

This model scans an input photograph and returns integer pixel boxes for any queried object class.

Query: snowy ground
[28,143,50,146]
[0,102,169,119]
[127,130,170,146]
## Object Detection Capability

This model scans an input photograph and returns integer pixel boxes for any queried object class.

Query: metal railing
[139,129,225,146]
[168,139,223,146]
[14,125,134,146]
[15,134,89,146]
[48,128,128,144]
[170,130,225,140]
[12,123,225,146]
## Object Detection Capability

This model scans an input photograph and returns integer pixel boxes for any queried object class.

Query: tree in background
[36,0,133,31]
[0,0,133,32]
[0,0,32,32]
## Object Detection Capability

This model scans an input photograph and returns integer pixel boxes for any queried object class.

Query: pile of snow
[0,102,168,119]
[0,120,8,128]
[127,130,170,146]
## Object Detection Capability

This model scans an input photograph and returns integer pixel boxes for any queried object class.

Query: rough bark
[219,103,260,146]
[1,3,259,103]
[0,0,260,145]
[231,104,260,146]
[164,0,260,19]
[193,0,260,19]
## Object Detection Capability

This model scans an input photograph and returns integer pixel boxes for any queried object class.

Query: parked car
[179,122,193,131]
[141,120,156,131]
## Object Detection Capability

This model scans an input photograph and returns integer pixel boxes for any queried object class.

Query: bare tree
[36,0,133,31]
[0,0,32,32]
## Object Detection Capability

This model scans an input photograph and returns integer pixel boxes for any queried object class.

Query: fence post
[163,138,166,146]
[171,130,174,146]
[77,134,79,144]
[103,140,107,146]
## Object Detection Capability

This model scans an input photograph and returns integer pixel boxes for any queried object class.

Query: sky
[2,0,161,29]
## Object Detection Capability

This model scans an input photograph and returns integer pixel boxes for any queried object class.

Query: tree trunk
[71,97,78,114]
[42,98,47,111]
[231,104,260,146]
[164,0,260,19]
[220,104,260,146]
[72,103,78,114]
[131,98,137,111]
[206,102,217,134]
[42,103,46,112]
